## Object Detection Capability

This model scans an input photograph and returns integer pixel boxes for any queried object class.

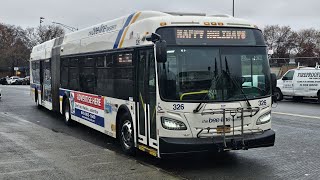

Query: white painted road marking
[273,112,320,120]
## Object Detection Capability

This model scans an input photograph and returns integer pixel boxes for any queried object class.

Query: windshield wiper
[194,59,219,113]
[224,57,252,108]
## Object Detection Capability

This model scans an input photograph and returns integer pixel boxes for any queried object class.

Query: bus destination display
[157,27,265,45]
[176,29,247,40]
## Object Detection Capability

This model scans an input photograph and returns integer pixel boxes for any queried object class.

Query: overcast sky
[1,0,319,31]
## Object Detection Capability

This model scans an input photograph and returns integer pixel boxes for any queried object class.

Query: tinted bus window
[32,61,40,84]
[80,57,96,94]
[69,58,79,91]
[114,52,133,99]
[97,55,114,97]
[61,58,69,88]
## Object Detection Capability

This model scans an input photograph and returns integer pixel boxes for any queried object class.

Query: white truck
[275,64,320,102]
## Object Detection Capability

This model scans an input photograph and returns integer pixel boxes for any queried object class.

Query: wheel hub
[121,120,133,149]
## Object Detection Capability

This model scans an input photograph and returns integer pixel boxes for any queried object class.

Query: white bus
[30,11,277,158]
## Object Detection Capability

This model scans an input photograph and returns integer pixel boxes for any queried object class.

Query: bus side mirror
[155,40,167,63]
[271,73,277,103]
[146,33,167,63]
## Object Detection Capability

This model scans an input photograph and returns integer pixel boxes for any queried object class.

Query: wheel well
[116,105,131,139]
[276,87,281,92]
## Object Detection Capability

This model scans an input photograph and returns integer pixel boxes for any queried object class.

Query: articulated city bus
[30,11,277,158]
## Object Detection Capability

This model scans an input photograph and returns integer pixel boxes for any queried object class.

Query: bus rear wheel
[63,98,74,126]
[119,113,135,156]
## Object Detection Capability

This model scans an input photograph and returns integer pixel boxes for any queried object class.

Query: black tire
[293,96,303,102]
[275,88,283,101]
[63,98,74,126]
[119,113,136,156]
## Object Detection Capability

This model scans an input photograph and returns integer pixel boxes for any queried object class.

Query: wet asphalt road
[0,85,319,180]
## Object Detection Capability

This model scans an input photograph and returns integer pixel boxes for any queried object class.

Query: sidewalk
[0,112,177,180]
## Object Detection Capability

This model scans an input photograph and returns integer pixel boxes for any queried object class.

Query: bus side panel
[59,89,136,138]
[103,97,136,139]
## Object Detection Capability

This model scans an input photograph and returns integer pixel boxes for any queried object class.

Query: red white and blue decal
[71,92,105,127]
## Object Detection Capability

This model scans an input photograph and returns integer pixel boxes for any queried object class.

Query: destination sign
[176,29,247,40]
[156,27,265,46]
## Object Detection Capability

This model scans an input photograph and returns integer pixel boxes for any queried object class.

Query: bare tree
[0,23,30,75]
[263,25,297,58]
[295,29,318,57]
[37,25,65,43]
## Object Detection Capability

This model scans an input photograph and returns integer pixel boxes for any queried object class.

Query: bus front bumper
[159,129,275,155]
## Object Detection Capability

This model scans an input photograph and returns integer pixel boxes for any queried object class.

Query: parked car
[0,77,8,85]
[22,76,30,85]
[7,76,23,85]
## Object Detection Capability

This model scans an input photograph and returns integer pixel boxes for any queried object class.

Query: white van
[275,65,320,102]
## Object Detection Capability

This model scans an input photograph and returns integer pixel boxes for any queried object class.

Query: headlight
[256,111,271,125]
[161,117,187,130]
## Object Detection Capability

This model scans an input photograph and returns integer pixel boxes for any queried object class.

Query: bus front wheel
[63,98,74,126]
[119,113,136,156]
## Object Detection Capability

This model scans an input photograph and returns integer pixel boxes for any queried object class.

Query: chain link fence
[269,57,320,78]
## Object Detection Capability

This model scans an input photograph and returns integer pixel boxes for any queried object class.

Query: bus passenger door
[137,49,158,150]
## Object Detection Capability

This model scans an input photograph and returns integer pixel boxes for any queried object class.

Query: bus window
[114,52,134,99]
[80,57,96,94]
[60,58,69,88]
[32,61,40,84]
[69,58,80,91]
[96,54,114,97]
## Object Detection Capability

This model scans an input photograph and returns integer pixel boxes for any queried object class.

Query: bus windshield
[158,46,271,102]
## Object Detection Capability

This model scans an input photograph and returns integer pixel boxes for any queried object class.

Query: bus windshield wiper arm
[224,57,252,108]
[193,101,204,113]
[193,59,219,113]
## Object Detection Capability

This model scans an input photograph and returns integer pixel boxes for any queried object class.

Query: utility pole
[40,17,44,28]
[233,0,235,17]
[40,17,45,38]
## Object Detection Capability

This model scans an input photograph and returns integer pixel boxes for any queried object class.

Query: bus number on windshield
[173,104,184,110]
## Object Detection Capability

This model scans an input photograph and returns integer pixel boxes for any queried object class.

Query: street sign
[14,67,19,71]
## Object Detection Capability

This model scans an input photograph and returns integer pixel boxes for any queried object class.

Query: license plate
[216,125,231,134]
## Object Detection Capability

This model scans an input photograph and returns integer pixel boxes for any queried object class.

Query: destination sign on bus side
[176,29,247,40]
